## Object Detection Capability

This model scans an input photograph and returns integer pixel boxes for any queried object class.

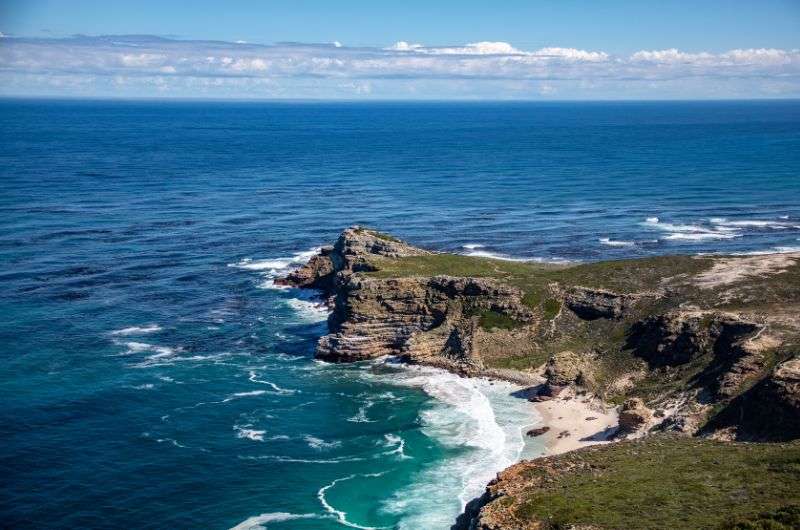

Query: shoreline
[401,357,620,457]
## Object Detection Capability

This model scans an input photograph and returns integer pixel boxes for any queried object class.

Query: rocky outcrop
[318,273,534,370]
[279,245,337,290]
[276,226,429,293]
[705,356,800,441]
[279,228,800,529]
[281,227,535,371]
[617,398,652,436]
[564,287,645,320]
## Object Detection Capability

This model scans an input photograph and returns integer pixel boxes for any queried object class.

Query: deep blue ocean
[2,99,799,529]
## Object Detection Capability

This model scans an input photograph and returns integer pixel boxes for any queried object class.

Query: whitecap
[318,472,390,530]
[642,217,741,241]
[711,218,790,229]
[361,360,539,528]
[229,512,324,530]
[225,390,268,402]
[131,383,155,390]
[110,324,162,336]
[347,402,376,423]
[239,455,366,464]
[305,435,342,451]
[462,249,571,264]
[229,247,321,291]
[461,243,485,250]
[120,341,176,357]
[248,371,297,394]
[234,425,266,442]
[599,237,635,247]
[663,232,740,241]
[382,433,411,460]
[284,298,329,322]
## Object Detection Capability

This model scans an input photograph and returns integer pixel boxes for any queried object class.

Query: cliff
[279,227,800,528]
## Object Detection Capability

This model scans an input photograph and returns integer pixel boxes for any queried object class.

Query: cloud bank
[0,35,798,99]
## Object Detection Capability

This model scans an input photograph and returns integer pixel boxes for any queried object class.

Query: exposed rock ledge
[279,227,800,529]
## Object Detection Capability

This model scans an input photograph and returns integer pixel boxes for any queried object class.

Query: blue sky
[1,1,799,99]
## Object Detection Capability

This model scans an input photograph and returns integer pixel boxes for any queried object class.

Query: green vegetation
[508,437,800,530]
[473,309,526,331]
[720,505,800,530]
[367,252,714,307]
[542,298,562,320]
[354,227,404,243]
[364,249,799,404]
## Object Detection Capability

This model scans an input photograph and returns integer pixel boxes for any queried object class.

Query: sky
[1,0,799,100]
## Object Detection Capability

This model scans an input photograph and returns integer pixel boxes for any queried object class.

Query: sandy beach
[529,388,619,455]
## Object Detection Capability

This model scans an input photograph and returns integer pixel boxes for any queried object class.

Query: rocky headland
[279,227,800,529]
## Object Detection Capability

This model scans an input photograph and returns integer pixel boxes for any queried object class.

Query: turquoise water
[2,100,800,529]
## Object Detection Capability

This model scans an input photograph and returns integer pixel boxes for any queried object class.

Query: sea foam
[361,360,539,529]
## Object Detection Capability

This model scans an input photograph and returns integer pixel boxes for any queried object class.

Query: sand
[529,388,619,456]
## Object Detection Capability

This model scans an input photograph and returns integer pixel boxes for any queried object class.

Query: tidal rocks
[526,426,551,437]
[277,245,336,290]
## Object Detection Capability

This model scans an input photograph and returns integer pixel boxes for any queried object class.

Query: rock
[544,350,582,386]
[564,287,649,320]
[526,426,550,437]
[585,416,597,421]
[707,356,800,441]
[617,397,652,435]
[557,430,571,438]
[275,245,335,290]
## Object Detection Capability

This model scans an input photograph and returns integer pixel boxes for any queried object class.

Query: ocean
[1,99,799,529]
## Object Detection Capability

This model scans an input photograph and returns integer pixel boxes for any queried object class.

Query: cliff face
[281,227,800,530]
[279,227,537,376]
[281,227,799,442]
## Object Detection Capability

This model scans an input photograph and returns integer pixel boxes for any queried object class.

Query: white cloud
[0,35,797,99]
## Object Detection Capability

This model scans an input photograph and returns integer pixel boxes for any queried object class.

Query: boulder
[618,397,652,435]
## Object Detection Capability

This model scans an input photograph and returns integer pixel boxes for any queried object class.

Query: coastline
[531,388,618,455]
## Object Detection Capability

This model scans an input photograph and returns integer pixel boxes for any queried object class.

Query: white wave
[663,232,740,241]
[229,512,324,530]
[131,383,154,390]
[711,218,791,229]
[247,371,297,394]
[599,237,635,247]
[347,401,376,423]
[225,390,268,402]
[239,454,366,464]
[360,360,538,529]
[234,425,266,442]
[120,341,176,357]
[642,217,741,241]
[725,246,800,256]
[110,324,162,336]
[382,433,411,460]
[461,243,485,250]
[285,298,329,322]
[462,249,529,261]
[305,435,342,451]
[229,247,321,291]
[318,472,390,530]
[256,279,291,290]
[463,249,571,264]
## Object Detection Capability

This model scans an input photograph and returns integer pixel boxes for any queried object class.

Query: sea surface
[1,99,799,529]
